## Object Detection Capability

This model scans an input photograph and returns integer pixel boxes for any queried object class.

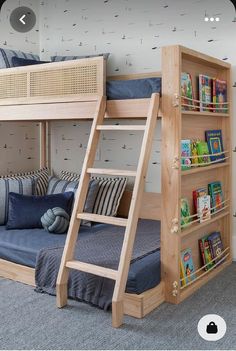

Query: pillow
[60,170,80,182]
[59,171,127,217]
[6,192,74,230]
[47,176,78,195]
[41,207,70,234]
[51,53,110,62]
[12,57,50,67]
[106,77,162,100]
[0,167,50,196]
[0,178,36,225]
[93,177,127,217]
[0,48,39,69]
[47,177,100,226]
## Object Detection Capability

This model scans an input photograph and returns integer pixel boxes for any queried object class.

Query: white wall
[0,0,40,174]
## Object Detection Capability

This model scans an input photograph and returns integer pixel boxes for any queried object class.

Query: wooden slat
[66,261,117,280]
[87,168,136,177]
[77,213,127,226]
[96,125,145,131]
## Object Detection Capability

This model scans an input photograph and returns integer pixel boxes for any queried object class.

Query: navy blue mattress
[0,220,161,294]
[106,77,161,100]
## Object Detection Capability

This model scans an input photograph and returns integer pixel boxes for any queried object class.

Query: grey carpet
[0,263,235,350]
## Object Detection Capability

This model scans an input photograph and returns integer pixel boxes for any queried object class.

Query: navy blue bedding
[0,220,161,295]
[106,77,161,100]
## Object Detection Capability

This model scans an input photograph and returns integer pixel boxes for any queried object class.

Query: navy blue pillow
[11,57,50,67]
[6,192,74,230]
[106,77,162,100]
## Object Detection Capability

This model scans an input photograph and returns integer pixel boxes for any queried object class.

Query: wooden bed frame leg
[56,269,69,308]
[112,300,124,328]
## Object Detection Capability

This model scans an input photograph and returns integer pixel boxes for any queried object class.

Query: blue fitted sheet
[0,220,161,294]
[106,77,162,100]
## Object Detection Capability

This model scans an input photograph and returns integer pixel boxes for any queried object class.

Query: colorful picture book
[180,248,196,286]
[181,73,195,110]
[190,140,199,165]
[181,139,191,170]
[197,195,211,223]
[181,198,191,226]
[199,74,212,112]
[208,181,224,213]
[199,232,224,270]
[205,129,225,162]
[196,141,210,164]
[212,78,227,113]
[193,187,208,213]
[208,232,224,264]
[199,235,214,270]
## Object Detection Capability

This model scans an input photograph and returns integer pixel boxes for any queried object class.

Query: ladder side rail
[112,93,160,327]
[56,96,106,307]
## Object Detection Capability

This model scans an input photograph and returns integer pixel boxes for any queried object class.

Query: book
[199,74,212,112]
[181,72,195,110]
[181,139,191,170]
[180,259,186,287]
[193,187,208,213]
[196,141,210,164]
[181,198,191,226]
[208,231,224,264]
[199,235,214,270]
[208,181,224,213]
[197,195,211,223]
[205,129,225,162]
[180,248,196,284]
[212,78,227,113]
[190,140,199,165]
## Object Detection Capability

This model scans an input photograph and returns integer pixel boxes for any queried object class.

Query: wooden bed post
[161,46,182,303]
[39,121,48,168]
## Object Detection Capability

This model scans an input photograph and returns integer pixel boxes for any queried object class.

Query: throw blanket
[35,220,160,310]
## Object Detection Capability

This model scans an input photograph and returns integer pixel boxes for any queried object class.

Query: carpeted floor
[0,263,235,350]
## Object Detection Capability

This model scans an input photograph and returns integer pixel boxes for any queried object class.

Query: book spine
[212,78,216,113]
[199,239,207,271]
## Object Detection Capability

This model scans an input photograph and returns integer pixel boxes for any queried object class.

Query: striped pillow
[60,170,80,182]
[0,168,49,196]
[0,178,36,225]
[51,53,110,62]
[47,177,78,195]
[93,177,127,217]
[0,48,39,69]
[60,171,127,217]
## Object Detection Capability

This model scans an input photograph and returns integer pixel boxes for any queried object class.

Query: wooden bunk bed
[0,45,232,327]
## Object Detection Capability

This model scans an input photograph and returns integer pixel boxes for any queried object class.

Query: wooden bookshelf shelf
[181,162,230,176]
[182,110,230,117]
[181,210,230,238]
[179,258,231,302]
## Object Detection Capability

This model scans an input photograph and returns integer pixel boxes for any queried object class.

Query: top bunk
[0,55,162,121]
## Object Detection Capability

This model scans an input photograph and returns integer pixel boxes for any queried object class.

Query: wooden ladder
[56,93,160,327]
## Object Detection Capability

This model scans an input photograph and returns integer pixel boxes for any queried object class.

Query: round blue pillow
[41,207,70,234]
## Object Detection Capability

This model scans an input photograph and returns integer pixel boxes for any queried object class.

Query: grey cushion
[41,207,70,234]
[0,167,49,196]
[60,170,80,182]
[51,53,110,62]
[0,178,36,225]
[0,48,39,69]
[47,177,78,195]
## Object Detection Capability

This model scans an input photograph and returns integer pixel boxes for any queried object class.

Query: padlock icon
[206,321,218,334]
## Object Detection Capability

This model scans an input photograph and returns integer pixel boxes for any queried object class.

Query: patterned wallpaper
[0,0,40,175]
[39,0,236,193]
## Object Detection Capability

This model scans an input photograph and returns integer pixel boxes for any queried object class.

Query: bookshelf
[161,46,232,304]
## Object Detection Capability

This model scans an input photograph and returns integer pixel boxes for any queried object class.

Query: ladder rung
[87,168,137,177]
[66,260,117,280]
[78,213,128,226]
[96,125,145,131]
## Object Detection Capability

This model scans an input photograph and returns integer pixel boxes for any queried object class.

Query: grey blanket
[35,220,160,310]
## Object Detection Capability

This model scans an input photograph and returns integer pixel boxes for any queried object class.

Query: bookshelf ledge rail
[180,247,230,290]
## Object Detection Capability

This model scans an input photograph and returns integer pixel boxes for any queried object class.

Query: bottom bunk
[0,219,164,319]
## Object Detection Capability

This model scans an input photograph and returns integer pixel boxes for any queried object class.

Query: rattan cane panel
[0,73,27,99]
[30,65,99,97]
